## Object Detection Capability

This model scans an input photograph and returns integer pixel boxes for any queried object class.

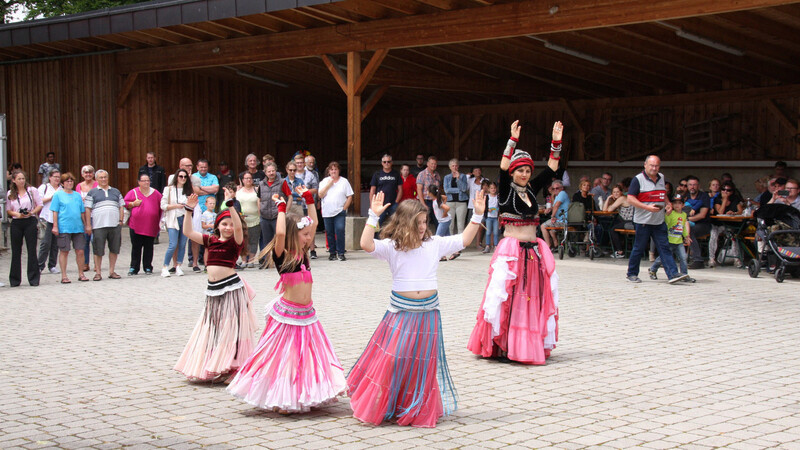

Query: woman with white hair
[76,164,98,271]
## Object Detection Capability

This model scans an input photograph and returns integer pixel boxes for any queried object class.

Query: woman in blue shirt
[51,172,89,283]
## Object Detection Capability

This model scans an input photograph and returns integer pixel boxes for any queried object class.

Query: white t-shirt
[38,183,61,223]
[368,235,465,292]
[487,194,499,218]
[320,177,354,217]
[433,199,450,223]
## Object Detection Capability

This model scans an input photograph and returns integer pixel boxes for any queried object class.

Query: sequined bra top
[498,166,556,226]
[272,251,313,293]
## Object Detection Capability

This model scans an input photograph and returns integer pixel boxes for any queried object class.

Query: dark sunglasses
[382,161,392,164]
[722,188,734,192]
[177,175,187,179]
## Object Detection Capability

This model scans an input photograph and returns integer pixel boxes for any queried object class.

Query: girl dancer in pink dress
[348,191,486,427]
[467,120,563,365]
[227,186,346,414]
[174,190,259,382]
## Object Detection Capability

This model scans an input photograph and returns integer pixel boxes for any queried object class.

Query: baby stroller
[747,204,800,283]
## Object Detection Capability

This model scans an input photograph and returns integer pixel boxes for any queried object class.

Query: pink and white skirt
[227,297,346,413]
[347,292,456,428]
[174,274,259,381]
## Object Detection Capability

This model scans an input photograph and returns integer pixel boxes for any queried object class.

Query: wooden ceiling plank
[765,4,800,27]
[721,10,800,46]
[77,37,119,50]
[229,15,289,32]
[292,8,340,25]
[693,15,800,59]
[213,17,273,35]
[385,48,468,75]
[93,34,148,49]
[268,10,327,28]
[137,28,191,45]
[185,21,243,39]
[316,0,396,20]
[301,5,363,23]
[163,24,224,41]
[117,0,797,73]
[369,0,431,15]
[116,30,172,46]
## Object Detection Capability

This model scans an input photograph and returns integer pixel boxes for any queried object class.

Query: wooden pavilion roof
[1,0,799,110]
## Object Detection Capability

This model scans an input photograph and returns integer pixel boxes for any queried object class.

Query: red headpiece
[214,209,231,229]
[508,149,534,173]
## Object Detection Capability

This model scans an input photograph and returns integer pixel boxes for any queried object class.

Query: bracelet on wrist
[225,199,235,208]
[509,136,518,143]
[470,213,484,224]
[277,202,287,214]
[184,205,194,212]
[302,191,315,205]
[366,215,379,227]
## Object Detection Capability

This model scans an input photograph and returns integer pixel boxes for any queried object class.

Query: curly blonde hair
[380,200,432,251]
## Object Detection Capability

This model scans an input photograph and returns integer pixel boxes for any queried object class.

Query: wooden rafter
[117,0,796,73]
[321,55,348,93]
[765,99,798,135]
[362,85,388,121]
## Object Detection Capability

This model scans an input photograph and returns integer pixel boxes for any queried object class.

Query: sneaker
[128,268,137,276]
[49,267,60,274]
[246,263,255,269]
[668,273,690,284]
[338,254,346,261]
[161,267,171,278]
[708,258,716,268]
[482,245,490,253]
[688,260,705,270]
[627,275,642,283]
[310,250,317,260]
[175,266,184,276]
[682,276,696,283]
[734,258,743,268]
[168,267,176,274]
[612,251,625,259]
[235,263,244,270]
[144,269,153,275]
[193,266,201,273]
[203,267,208,273]
[329,253,337,261]
[648,269,658,280]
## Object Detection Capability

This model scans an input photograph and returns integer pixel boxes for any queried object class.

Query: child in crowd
[483,182,499,253]
[227,186,345,414]
[201,197,217,268]
[347,192,486,428]
[649,194,695,283]
[430,185,451,236]
[174,190,258,382]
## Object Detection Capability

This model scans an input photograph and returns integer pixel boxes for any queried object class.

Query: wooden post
[347,52,362,215]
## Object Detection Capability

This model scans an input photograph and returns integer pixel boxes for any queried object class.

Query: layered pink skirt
[348,292,456,428]
[174,274,259,381]
[467,237,559,365]
[227,297,346,412]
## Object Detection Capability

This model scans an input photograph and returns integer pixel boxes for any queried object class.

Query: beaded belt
[388,291,439,313]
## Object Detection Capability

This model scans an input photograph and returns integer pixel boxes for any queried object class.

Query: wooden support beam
[354,48,388,96]
[116,73,138,108]
[347,51,362,215]
[321,54,347,93]
[765,99,798,135]
[361,85,388,121]
[437,116,453,140]
[117,0,794,73]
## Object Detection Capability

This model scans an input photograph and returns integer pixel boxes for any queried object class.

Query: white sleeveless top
[368,235,464,291]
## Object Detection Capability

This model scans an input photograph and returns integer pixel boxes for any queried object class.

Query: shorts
[542,218,566,229]
[57,232,86,252]
[92,225,122,256]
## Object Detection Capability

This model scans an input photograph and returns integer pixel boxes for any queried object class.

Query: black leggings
[129,229,155,273]
[608,218,633,253]
[10,217,40,286]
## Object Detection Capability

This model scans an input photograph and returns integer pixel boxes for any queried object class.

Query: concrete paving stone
[0,438,30,447]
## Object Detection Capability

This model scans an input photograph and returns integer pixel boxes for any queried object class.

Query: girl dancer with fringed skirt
[348,191,486,427]
[174,189,258,382]
[467,120,563,365]
[227,186,346,414]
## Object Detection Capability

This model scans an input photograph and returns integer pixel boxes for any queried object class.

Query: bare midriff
[503,224,538,242]
[283,283,313,305]
[395,289,437,299]
[206,266,237,282]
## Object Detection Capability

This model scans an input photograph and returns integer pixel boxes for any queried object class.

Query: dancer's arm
[273,194,287,258]
[360,191,390,253]
[461,190,486,247]
[224,186,244,246]
[296,185,317,233]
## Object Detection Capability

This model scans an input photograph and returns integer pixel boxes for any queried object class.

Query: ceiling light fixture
[656,21,745,56]
[225,66,289,88]
[527,36,610,66]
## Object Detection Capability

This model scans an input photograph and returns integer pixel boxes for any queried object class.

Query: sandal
[61,278,71,284]
[78,275,90,282]
[440,257,448,262]
[93,273,102,281]
[448,252,461,261]
[108,272,121,279]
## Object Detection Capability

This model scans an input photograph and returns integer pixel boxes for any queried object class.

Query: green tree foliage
[2,0,150,23]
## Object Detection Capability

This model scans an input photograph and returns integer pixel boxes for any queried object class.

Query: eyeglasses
[679,183,687,187]
[139,179,150,183]
[287,169,296,172]
[382,161,392,164]
[177,175,187,179]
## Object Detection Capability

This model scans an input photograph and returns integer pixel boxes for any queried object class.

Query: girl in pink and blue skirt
[348,191,486,428]
[227,186,346,414]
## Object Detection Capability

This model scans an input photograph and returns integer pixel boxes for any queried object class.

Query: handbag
[123,189,138,225]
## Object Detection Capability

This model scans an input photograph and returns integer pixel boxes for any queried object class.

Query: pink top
[6,187,43,214]
[124,187,163,237]
[76,181,99,199]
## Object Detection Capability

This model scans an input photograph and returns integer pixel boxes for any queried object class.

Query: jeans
[448,201,467,235]
[485,217,499,247]
[324,211,347,255]
[260,217,278,249]
[10,217,40,286]
[129,229,155,273]
[37,221,58,271]
[436,220,451,237]
[627,222,680,279]
[651,242,688,275]
[378,203,398,228]
[688,221,712,262]
[424,199,437,232]
[163,221,188,266]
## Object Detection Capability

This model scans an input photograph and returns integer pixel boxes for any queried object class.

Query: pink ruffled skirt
[174,274,259,381]
[467,237,559,365]
[347,292,456,428]
[227,297,346,412]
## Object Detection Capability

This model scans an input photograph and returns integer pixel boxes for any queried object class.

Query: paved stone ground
[1,232,800,449]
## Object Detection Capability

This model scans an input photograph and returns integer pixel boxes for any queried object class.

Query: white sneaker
[49,267,60,274]
[161,267,171,278]
[175,266,185,276]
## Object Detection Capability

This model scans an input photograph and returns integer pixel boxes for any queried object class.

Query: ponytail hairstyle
[380,199,431,251]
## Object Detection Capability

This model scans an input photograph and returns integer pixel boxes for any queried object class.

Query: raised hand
[371,191,390,216]
[185,194,199,209]
[272,193,285,205]
[510,120,521,140]
[295,185,308,196]
[552,121,564,141]
[473,190,486,216]
[223,186,235,200]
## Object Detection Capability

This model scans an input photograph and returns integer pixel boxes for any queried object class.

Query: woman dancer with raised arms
[467,120,563,364]
[227,185,346,414]
[348,190,485,428]
[174,188,258,382]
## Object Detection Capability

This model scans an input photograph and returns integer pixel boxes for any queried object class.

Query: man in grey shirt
[590,172,613,208]
[84,170,125,280]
